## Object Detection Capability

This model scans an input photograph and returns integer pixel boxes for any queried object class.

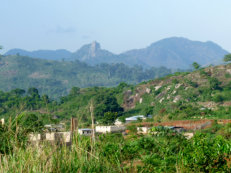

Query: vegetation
[192,62,200,70]
[0,55,174,98]
[1,63,231,124]
[224,54,231,62]
[0,57,231,172]
[0,121,230,172]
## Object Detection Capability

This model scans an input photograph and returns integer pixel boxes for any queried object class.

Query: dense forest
[0,54,175,98]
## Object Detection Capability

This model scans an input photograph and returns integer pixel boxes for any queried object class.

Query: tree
[11,88,25,96]
[27,88,39,97]
[69,87,80,96]
[100,112,118,125]
[18,113,44,132]
[94,93,123,118]
[192,62,200,70]
[223,54,231,62]
[144,106,154,116]
[209,77,221,90]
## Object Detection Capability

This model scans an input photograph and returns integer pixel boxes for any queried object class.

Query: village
[23,115,222,145]
[2,115,230,146]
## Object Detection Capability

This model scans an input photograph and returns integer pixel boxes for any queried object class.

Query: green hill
[1,62,231,126]
[0,55,172,98]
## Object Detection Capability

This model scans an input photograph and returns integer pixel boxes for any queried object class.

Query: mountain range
[5,37,229,69]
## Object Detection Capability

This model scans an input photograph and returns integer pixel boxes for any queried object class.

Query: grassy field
[0,121,231,173]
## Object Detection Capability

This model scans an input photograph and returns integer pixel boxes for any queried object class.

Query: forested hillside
[0,55,173,98]
[1,61,231,126]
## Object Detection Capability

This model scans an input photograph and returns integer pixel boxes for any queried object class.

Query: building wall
[29,132,72,143]
[78,130,92,136]
[96,126,125,133]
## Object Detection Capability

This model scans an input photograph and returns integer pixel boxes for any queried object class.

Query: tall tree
[192,62,200,70]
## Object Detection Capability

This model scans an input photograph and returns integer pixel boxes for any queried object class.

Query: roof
[164,126,185,129]
[78,128,93,131]
[125,115,145,121]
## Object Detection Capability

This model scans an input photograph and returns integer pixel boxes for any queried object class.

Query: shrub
[213,94,224,103]
[179,133,231,172]
[209,77,221,90]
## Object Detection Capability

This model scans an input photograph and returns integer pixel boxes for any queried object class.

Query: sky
[0,0,231,54]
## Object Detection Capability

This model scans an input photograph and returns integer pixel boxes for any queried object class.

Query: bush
[213,94,224,103]
[179,133,231,172]
[0,119,28,154]
[209,77,221,90]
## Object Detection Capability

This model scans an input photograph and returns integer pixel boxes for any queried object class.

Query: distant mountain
[71,41,145,66]
[5,49,72,61]
[71,41,118,64]
[121,37,229,69]
[5,37,229,69]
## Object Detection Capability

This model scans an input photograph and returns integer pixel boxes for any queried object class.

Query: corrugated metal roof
[125,115,145,121]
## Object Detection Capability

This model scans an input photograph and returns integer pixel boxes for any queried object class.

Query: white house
[95,125,125,134]
[125,115,146,123]
[114,119,123,126]
[78,128,93,136]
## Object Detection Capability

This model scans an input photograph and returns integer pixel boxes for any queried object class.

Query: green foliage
[209,77,221,90]
[199,69,209,77]
[17,112,44,132]
[213,94,224,103]
[0,123,231,172]
[171,104,201,118]
[0,55,174,98]
[225,73,231,78]
[144,106,154,116]
[127,125,137,134]
[94,93,123,118]
[185,79,198,88]
[223,54,231,62]
[69,87,80,96]
[172,78,179,84]
[0,118,29,154]
[179,133,231,172]
[192,62,200,70]
[100,112,118,125]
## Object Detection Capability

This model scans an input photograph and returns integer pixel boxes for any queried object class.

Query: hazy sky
[0,0,230,53]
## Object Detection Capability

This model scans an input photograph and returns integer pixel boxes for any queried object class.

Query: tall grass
[0,133,126,173]
[0,121,230,173]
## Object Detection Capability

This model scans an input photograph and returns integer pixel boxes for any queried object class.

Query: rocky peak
[89,41,101,57]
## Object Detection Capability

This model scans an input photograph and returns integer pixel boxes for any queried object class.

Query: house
[78,128,93,136]
[125,115,146,123]
[114,119,123,126]
[95,125,126,134]
[44,123,66,132]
